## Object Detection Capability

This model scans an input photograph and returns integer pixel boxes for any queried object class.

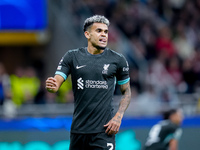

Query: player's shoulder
[67,47,83,54]
[160,120,179,130]
[63,47,84,57]
[106,48,125,58]
[159,120,172,126]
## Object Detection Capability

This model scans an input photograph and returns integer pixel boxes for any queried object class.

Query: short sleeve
[55,51,72,80]
[116,54,130,85]
[173,128,182,140]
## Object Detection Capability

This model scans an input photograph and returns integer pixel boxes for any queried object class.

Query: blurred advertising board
[0,0,49,45]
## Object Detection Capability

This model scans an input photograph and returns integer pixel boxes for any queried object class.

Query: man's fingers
[47,77,57,82]
[46,77,57,87]
[46,82,57,87]
[104,123,109,127]
[104,121,114,134]
[46,85,56,89]
[108,127,117,135]
[110,125,118,134]
[104,117,122,135]
[105,123,119,135]
[105,125,111,134]
[114,126,119,134]
[46,77,57,84]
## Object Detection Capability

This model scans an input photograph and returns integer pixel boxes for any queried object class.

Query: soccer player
[46,15,131,150]
[144,108,183,150]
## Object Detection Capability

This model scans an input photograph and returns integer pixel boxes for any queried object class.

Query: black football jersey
[55,47,130,133]
[144,120,182,150]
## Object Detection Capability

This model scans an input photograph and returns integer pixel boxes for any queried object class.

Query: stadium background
[0,0,200,149]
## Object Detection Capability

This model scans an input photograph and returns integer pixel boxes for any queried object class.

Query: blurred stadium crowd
[0,63,74,106]
[0,0,200,116]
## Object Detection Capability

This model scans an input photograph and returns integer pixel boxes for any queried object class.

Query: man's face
[172,110,184,125]
[86,22,108,49]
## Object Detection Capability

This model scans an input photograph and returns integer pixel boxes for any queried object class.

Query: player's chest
[72,57,117,78]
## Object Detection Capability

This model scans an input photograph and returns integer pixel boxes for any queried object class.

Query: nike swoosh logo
[76,65,86,69]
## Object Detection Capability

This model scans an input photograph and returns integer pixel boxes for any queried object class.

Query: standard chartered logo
[77,78,108,89]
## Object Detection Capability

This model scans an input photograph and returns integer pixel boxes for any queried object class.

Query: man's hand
[46,77,58,93]
[104,112,123,135]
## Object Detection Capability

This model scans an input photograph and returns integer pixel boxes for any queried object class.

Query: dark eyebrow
[96,28,103,31]
[96,28,108,32]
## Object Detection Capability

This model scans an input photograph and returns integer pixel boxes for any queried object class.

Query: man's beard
[95,45,106,50]
[92,43,106,50]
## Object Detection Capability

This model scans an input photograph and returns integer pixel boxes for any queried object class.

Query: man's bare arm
[169,139,178,150]
[104,81,131,135]
[118,81,131,116]
[46,75,65,93]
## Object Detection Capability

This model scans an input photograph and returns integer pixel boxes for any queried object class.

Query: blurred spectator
[166,56,183,91]
[23,67,40,104]
[155,26,177,59]
[0,62,16,118]
[193,45,200,83]
[0,62,12,105]
[169,0,186,10]
[139,20,157,60]
[146,54,179,107]
[146,53,173,90]
[107,24,121,52]
[184,1,200,48]
[181,58,198,93]
[130,36,146,60]
[10,66,25,106]
[152,0,172,21]
[10,66,40,106]
[173,20,194,60]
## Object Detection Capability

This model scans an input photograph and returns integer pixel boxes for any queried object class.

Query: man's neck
[87,46,104,55]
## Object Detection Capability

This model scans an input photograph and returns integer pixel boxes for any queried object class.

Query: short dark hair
[162,108,178,120]
[83,15,110,32]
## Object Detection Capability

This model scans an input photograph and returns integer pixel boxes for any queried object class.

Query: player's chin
[96,45,107,50]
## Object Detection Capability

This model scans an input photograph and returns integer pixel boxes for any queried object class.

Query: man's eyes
[96,29,108,33]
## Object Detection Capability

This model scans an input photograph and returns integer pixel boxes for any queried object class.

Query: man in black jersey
[46,15,131,150]
[144,108,183,150]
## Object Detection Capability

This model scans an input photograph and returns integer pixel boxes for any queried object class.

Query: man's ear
[84,31,90,39]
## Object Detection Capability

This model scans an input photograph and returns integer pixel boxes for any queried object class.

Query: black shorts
[69,132,115,150]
